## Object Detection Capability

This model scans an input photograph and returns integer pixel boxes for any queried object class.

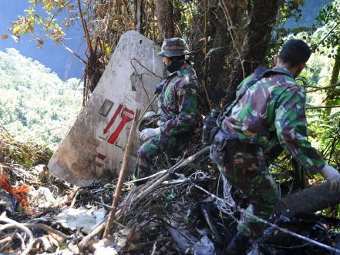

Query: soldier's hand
[140,128,160,142]
[321,164,340,192]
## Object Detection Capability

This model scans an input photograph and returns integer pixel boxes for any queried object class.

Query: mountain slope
[0,48,82,148]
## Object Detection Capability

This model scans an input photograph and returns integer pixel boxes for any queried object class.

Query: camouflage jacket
[218,66,325,173]
[158,62,199,137]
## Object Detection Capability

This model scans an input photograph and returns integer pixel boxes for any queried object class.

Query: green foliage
[0,48,82,149]
[279,0,304,24]
[10,0,76,44]
[315,0,340,53]
[265,1,306,66]
[172,0,197,39]
[0,130,52,168]
[267,0,339,64]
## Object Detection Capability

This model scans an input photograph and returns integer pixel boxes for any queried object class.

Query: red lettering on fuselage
[96,104,135,163]
[107,107,134,144]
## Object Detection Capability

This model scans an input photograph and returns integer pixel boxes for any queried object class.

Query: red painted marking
[103,104,123,134]
[107,106,134,144]
[121,107,134,116]
[96,153,106,160]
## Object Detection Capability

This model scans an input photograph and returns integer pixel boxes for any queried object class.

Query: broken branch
[25,223,69,241]
[0,213,35,255]
[103,109,141,237]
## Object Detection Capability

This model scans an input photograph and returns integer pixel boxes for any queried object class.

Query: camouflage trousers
[210,132,280,239]
[137,133,187,178]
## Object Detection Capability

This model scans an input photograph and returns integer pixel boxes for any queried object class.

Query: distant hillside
[0,48,82,148]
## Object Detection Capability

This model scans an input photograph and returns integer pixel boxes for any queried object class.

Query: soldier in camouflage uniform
[208,39,340,254]
[137,38,199,177]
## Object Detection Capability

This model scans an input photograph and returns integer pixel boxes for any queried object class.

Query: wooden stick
[0,213,35,255]
[127,146,210,210]
[78,221,106,250]
[78,208,125,251]
[25,223,69,240]
[0,236,12,245]
[70,188,80,208]
[103,109,141,238]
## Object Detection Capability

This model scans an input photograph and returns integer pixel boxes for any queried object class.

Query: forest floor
[0,130,340,255]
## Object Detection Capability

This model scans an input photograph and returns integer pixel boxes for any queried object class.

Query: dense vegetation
[0,48,82,148]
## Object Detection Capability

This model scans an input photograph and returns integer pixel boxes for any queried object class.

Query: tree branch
[306,105,340,109]
[77,0,93,54]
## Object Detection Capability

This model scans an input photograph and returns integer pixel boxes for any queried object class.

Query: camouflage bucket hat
[158,37,189,57]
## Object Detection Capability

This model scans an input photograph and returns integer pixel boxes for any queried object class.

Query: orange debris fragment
[0,174,30,209]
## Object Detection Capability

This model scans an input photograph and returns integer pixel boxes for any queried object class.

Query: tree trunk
[223,0,281,106]
[277,180,340,217]
[135,0,144,34]
[191,0,244,110]
[191,0,281,110]
[154,0,175,38]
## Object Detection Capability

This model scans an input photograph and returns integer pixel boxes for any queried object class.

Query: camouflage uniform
[210,66,326,238]
[137,62,199,176]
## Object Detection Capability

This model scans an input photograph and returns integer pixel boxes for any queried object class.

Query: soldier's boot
[225,233,251,255]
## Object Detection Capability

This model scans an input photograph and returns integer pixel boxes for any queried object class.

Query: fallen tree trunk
[277,180,340,217]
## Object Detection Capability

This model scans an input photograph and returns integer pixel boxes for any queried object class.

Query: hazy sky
[0,0,85,80]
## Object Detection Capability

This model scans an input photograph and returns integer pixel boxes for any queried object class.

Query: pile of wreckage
[1,31,340,255]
